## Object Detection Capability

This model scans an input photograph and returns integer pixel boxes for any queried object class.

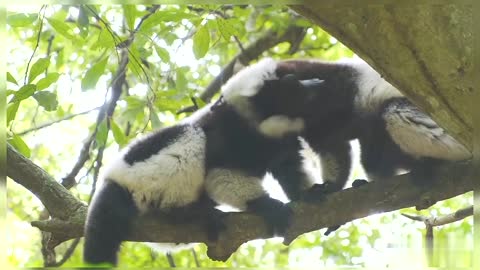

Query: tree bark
[7,144,474,261]
[291,3,474,150]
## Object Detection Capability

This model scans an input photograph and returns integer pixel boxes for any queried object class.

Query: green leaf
[56,48,65,69]
[7,13,38,27]
[192,25,210,59]
[81,57,108,91]
[138,11,197,34]
[7,102,20,125]
[124,5,137,31]
[92,28,116,50]
[110,120,128,147]
[95,120,108,148]
[36,72,60,90]
[124,96,145,121]
[154,45,170,63]
[7,72,18,85]
[33,91,58,111]
[11,84,36,103]
[8,134,31,158]
[47,18,75,40]
[28,58,50,83]
[77,5,90,38]
[126,44,143,75]
[216,18,238,42]
[175,69,187,91]
[150,112,162,129]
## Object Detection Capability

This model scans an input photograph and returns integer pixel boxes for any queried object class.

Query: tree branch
[401,204,473,266]
[201,24,306,103]
[178,24,307,114]
[7,144,87,220]
[401,205,473,227]
[290,4,473,150]
[8,142,474,261]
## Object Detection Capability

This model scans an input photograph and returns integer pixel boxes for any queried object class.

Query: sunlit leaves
[149,112,162,129]
[137,10,197,34]
[175,68,188,91]
[81,57,108,91]
[10,84,36,103]
[123,5,137,31]
[216,18,238,42]
[127,43,144,77]
[77,5,90,38]
[95,119,108,147]
[192,25,210,59]
[7,102,20,125]
[124,96,146,122]
[92,28,116,50]
[154,45,170,63]
[7,13,38,27]
[36,72,60,90]
[28,58,50,83]
[110,119,128,147]
[33,91,58,111]
[46,18,75,40]
[7,72,18,85]
[8,134,31,158]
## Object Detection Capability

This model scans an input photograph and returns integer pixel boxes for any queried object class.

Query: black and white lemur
[227,57,472,197]
[83,60,325,265]
[84,57,471,265]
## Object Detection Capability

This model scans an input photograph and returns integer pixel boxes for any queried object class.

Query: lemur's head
[220,58,324,138]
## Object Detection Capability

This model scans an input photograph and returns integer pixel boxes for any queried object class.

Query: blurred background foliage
[6,4,472,268]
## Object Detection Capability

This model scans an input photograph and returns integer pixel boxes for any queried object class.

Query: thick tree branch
[290,4,473,150]
[7,144,87,220]
[8,142,474,261]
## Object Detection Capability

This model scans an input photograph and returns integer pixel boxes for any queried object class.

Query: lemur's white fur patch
[221,58,278,121]
[99,125,206,212]
[340,58,403,113]
[205,168,266,210]
[258,115,305,138]
[383,102,472,160]
[222,57,278,98]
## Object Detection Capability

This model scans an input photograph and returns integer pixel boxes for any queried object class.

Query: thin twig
[16,106,101,136]
[191,248,200,267]
[401,205,473,227]
[52,238,81,267]
[24,5,46,85]
[166,252,176,267]
[401,205,473,267]
[62,6,159,191]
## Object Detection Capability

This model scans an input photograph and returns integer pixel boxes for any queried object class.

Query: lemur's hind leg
[302,140,352,202]
[206,168,292,236]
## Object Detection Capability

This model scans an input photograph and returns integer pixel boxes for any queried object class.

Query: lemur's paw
[351,179,369,188]
[301,182,337,202]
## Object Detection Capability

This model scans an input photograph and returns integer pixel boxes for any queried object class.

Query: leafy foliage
[6,4,472,268]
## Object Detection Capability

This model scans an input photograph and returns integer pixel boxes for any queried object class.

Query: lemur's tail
[83,180,138,266]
